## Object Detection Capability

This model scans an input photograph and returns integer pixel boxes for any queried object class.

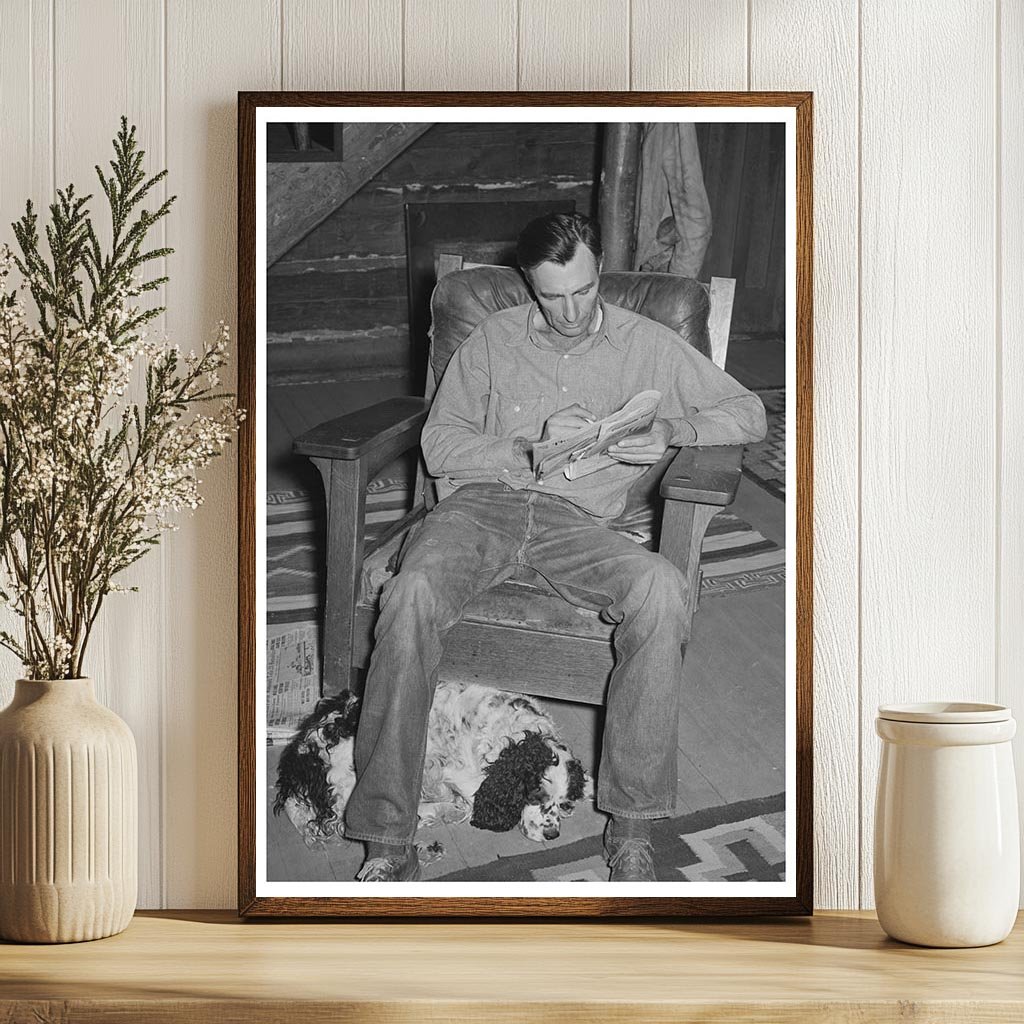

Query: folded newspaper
[533,390,662,482]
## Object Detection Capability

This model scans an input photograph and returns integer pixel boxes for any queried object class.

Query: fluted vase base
[0,880,135,943]
[0,678,138,944]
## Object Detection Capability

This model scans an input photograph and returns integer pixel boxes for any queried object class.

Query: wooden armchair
[293,265,744,704]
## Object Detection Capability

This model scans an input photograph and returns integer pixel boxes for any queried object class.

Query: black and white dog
[274,681,590,847]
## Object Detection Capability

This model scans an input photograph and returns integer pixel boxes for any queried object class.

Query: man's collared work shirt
[420,300,768,520]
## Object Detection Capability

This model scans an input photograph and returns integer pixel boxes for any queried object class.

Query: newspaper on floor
[267,624,320,741]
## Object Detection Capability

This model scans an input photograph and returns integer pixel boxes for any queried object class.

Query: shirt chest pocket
[488,389,547,438]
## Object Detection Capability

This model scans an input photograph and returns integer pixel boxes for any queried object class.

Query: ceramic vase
[0,678,137,943]
[874,702,1019,948]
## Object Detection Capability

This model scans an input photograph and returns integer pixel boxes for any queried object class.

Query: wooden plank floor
[726,337,786,390]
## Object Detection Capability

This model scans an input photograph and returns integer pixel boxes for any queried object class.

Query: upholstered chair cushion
[428,266,712,386]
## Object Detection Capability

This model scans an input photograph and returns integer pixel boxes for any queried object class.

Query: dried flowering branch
[0,117,242,679]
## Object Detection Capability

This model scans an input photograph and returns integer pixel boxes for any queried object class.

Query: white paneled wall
[750,0,860,912]
[1002,0,1024,911]
[0,0,1018,910]
[859,1,999,910]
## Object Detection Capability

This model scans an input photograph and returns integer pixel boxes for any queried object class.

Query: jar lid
[877,701,1011,724]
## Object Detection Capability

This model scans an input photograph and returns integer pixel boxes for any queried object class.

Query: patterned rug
[267,473,412,623]
[267,477,786,625]
[436,793,786,882]
[743,388,785,500]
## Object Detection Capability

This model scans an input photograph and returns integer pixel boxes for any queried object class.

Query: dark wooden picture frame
[238,91,813,917]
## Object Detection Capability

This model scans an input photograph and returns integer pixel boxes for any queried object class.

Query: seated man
[344,212,767,882]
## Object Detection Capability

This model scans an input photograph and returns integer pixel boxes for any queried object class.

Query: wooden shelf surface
[2,910,1023,1022]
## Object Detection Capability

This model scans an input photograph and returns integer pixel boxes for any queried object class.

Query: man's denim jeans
[343,483,690,847]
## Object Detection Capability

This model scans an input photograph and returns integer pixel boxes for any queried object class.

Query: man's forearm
[681,393,767,445]
[659,417,698,447]
[421,422,533,478]
[664,394,767,447]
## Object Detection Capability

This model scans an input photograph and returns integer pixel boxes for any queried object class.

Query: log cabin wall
[266,122,600,386]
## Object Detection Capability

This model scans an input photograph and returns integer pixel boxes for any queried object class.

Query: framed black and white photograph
[237,92,812,917]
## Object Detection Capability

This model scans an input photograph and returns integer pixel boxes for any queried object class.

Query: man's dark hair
[516,212,603,272]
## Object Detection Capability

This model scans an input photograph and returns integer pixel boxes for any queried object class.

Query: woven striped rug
[267,477,785,624]
[743,388,786,500]
[434,792,786,883]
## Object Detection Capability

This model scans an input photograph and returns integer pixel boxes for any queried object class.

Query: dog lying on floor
[273,681,590,848]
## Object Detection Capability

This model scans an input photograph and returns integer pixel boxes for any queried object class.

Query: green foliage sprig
[0,118,242,679]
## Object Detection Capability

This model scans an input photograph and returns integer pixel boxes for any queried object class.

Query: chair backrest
[426,265,715,397]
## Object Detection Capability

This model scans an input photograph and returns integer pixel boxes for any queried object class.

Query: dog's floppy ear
[471,732,557,833]
[338,690,362,739]
[566,757,588,803]
[273,741,328,821]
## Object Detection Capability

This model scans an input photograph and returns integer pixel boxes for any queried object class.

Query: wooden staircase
[267,122,433,266]
[266,122,600,386]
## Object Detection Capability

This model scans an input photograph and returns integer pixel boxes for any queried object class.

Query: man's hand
[541,404,596,441]
[511,436,533,468]
[608,418,673,465]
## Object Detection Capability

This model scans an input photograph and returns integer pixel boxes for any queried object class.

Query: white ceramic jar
[874,702,1019,947]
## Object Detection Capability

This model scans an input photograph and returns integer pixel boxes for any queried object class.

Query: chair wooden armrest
[291,397,430,692]
[660,444,744,505]
[656,445,745,639]
[293,396,430,478]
